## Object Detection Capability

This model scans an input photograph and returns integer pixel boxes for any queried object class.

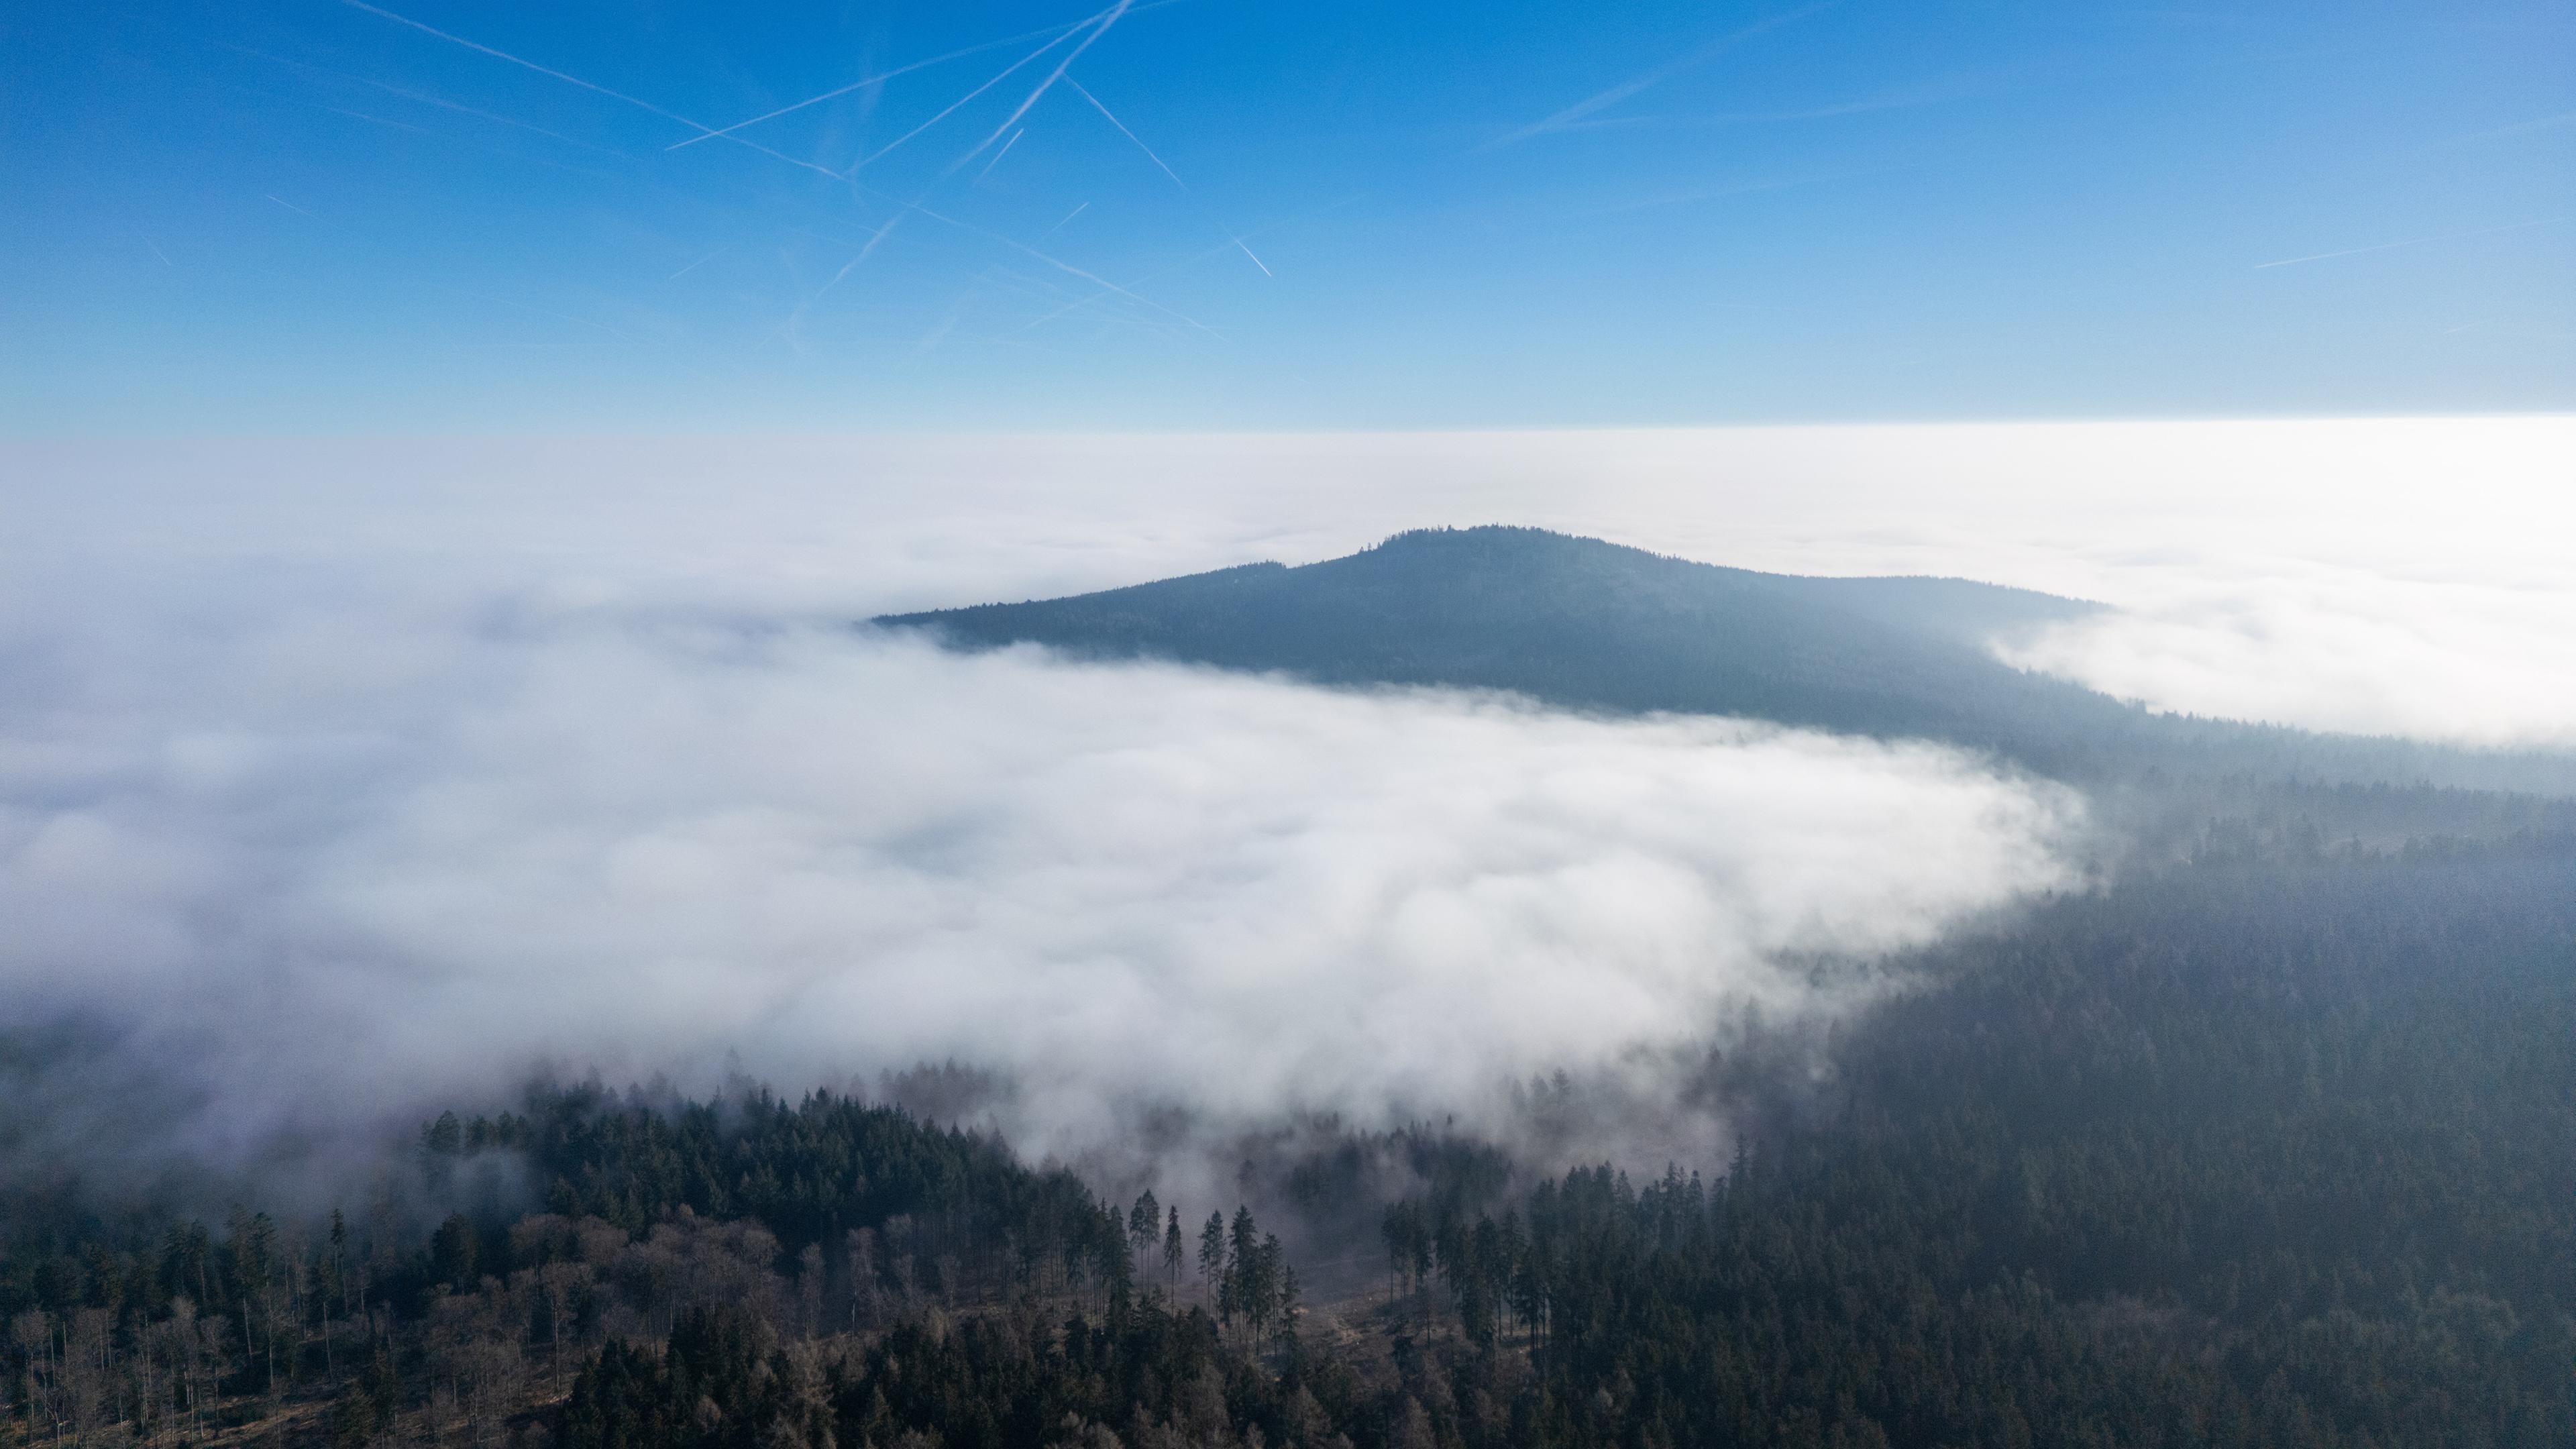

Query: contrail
[454,290,649,345]
[1051,309,1196,345]
[957,266,1157,343]
[712,133,845,178]
[1012,267,1191,332]
[1582,173,1823,217]
[906,197,1220,339]
[667,0,1193,154]
[941,328,1093,359]
[1042,201,1090,238]
[1478,2,1837,151]
[321,102,438,138]
[2462,108,2576,142]
[820,214,908,298]
[920,267,1008,354]
[225,44,631,157]
[780,212,911,343]
[1010,266,1223,334]
[669,16,1099,151]
[314,29,1152,362]
[843,22,1092,174]
[976,265,1085,304]
[1014,290,1119,333]
[665,246,727,282]
[2412,107,2576,154]
[144,237,173,266]
[1060,75,1269,278]
[1014,205,1334,331]
[371,84,623,155]
[2252,217,2561,269]
[339,0,920,182]
[957,0,1131,170]
[1063,75,1185,190]
[237,75,619,180]
[339,1,714,133]
[1545,72,2006,132]
[975,127,1026,182]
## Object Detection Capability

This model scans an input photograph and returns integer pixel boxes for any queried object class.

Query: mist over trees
[7,530,2574,1447]
[7,817,2571,1448]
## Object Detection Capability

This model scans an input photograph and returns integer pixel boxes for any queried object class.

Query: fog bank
[1,584,2081,1190]
[14,415,2552,1195]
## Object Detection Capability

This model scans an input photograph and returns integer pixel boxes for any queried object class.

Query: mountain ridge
[877,525,2576,798]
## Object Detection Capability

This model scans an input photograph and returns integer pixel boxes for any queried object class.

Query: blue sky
[3,0,2569,432]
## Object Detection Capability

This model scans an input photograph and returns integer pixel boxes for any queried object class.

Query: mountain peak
[877,525,2113,763]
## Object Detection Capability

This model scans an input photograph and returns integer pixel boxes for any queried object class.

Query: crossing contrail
[668,16,1098,150]
[843,21,1093,174]
[957,0,1130,170]
[338,0,851,178]
[975,127,1027,182]
[906,197,1221,339]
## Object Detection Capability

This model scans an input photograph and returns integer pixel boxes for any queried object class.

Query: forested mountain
[879,528,2117,759]
[879,527,2576,796]
[9,832,2572,1448]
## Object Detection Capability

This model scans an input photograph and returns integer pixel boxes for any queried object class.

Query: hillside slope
[880,527,2131,765]
[878,527,2576,800]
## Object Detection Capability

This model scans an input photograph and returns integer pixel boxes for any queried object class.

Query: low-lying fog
[2,417,2566,1197]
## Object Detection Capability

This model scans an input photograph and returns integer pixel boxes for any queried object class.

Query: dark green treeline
[9,838,2573,1448]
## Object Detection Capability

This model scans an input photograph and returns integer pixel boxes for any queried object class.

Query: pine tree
[1128,1190,1160,1264]
[1197,1213,1226,1308]
[1381,1201,1411,1305]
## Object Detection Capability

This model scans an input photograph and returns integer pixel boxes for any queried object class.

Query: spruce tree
[1197,1212,1226,1307]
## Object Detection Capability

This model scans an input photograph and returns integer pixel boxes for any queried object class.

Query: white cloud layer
[5,415,2559,1183]
[11,415,2567,743]
[0,589,2079,1174]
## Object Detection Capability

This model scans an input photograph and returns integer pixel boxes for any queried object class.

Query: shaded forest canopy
[879,526,2576,796]
[8,837,2572,1448]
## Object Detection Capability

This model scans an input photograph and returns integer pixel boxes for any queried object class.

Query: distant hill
[878,526,2576,798]
[882,527,2119,757]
